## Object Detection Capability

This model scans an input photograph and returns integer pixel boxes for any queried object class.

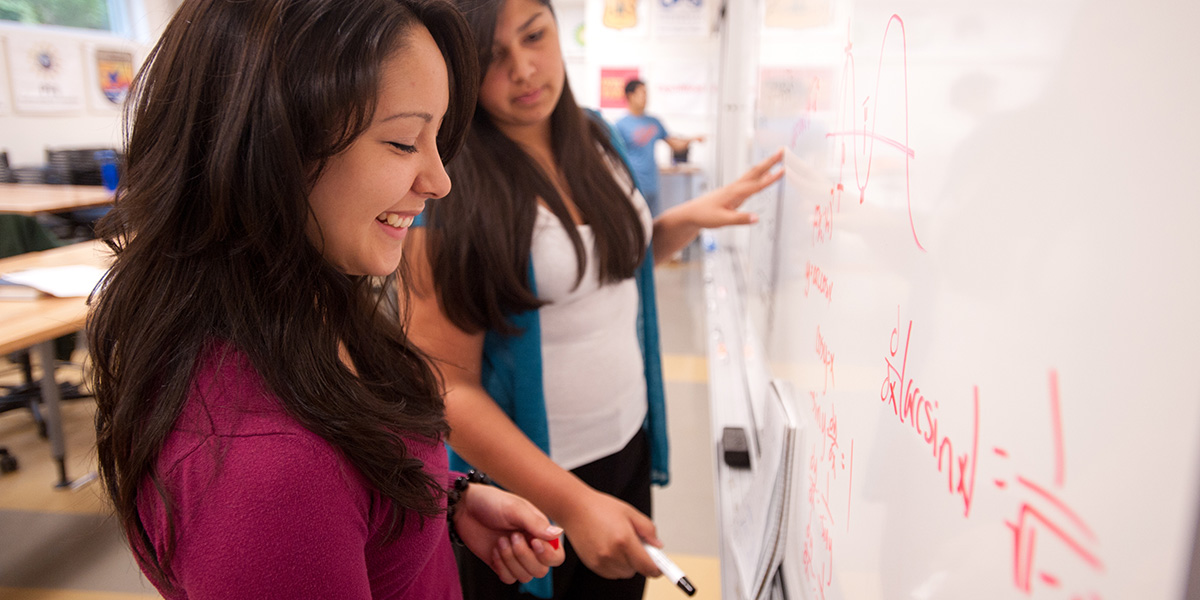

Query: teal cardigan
[456,250,670,487]
[445,247,668,598]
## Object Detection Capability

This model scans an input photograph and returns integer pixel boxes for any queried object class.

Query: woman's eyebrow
[517,11,543,32]
[379,111,434,123]
[492,11,546,54]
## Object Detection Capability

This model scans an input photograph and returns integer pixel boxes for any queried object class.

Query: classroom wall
[577,0,723,176]
[2,0,722,173]
[0,0,179,166]
[1,0,727,171]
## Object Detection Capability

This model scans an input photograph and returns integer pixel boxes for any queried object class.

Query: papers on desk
[0,265,107,299]
[723,380,799,600]
[0,280,42,300]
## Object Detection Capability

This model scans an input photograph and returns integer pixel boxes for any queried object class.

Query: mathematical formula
[792,14,1106,600]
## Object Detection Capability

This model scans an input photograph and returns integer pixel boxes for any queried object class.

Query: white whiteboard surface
[716,0,1200,599]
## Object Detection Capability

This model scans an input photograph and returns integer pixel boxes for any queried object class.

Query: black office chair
[44,148,114,186]
[0,151,14,185]
[42,147,120,240]
[0,155,19,472]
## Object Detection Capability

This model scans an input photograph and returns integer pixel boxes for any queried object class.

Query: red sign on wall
[599,67,640,109]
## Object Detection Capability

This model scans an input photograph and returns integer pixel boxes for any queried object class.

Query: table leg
[35,340,70,488]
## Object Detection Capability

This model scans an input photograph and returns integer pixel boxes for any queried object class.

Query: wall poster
[653,0,710,37]
[6,33,85,113]
[599,66,640,109]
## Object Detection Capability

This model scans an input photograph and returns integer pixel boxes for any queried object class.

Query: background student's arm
[664,135,704,153]
[651,149,785,264]
[402,229,662,580]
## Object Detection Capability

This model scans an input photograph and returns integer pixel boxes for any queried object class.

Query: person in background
[615,79,705,216]
[401,0,783,598]
[87,0,563,597]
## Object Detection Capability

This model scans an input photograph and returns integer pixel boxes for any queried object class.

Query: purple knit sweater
[136,343,462,599]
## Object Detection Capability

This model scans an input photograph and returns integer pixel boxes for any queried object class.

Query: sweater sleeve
[162,432,374,600]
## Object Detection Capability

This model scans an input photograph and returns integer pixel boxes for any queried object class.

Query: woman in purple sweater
[87,0,563,597]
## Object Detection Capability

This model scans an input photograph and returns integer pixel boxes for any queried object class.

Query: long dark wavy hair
[420,0,646,334]
[87,0,477,591]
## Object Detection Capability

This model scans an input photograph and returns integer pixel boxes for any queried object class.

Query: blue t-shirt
[615,114,668,198]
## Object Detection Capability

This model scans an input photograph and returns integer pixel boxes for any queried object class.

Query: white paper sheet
[1,265,107,298]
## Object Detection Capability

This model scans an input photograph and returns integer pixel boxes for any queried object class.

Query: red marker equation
[826,14,925,251]
[995,370,1105,598]
[804,260,833,303]
[880,307,980,517]
[803,390,854,600]
[815,326,835,393]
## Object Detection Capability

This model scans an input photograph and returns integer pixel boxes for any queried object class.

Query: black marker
[643,542,697,596]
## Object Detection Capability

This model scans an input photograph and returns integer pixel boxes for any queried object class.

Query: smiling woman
[305,25,453,277]
[85,0,565,598]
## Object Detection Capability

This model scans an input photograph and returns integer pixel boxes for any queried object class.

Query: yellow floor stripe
[0,589,160,600]
[661,354,709,384]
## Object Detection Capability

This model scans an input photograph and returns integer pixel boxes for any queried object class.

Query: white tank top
[530,190,654,471]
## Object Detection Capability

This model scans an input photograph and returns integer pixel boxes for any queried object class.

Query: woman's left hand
[682,149,784,228]
[453,483,566,584]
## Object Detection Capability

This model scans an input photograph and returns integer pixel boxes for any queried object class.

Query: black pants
[456,429,653,600]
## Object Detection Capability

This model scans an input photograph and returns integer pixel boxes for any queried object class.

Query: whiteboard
[715,0,1200,598]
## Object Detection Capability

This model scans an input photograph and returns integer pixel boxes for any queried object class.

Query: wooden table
[0,241,111,487]
[0,183,114,216]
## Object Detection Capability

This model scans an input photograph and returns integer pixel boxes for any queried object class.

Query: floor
[0,258,722,599]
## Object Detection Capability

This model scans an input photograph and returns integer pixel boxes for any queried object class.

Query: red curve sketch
[826,14,925,251]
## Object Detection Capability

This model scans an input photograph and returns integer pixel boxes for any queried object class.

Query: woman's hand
[453,484,566,584]
[556,488,663,580]
[651,148,785,263]
[683,148,784,228]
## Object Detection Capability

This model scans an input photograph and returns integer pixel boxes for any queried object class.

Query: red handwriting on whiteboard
[812,194,834,245]
[803,448,835,599]
[994,370,1105,598]
[801,518,832,600]
[804,260,833,303]
[809,391,845,478]
[815,326,835,393]
[825,15,925,251]
[803,384,854,599]
[880,307,979,517]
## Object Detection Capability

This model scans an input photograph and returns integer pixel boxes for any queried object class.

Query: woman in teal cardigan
[402,0,782,598]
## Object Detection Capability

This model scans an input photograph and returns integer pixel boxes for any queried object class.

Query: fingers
[630,541,663,578]
[509,500,562,545]
[491,532,553,584]
[623,514,664,577]
[630,513,660,548]
[508,496,566,566]
[730,150,784,201]
[490,535,517,584]
[750,159,785,187]
[737,164,785,200]
[746,148,785,176]
[531,532,566,567]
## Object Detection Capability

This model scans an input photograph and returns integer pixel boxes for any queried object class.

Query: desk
[0,241,110,487]
[659,165,705,214]
[0,183,113,216]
